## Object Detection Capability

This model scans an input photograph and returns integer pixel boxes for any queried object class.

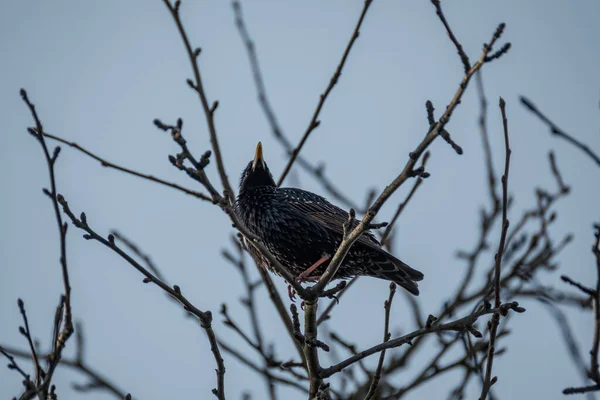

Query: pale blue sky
[1,1,599,399]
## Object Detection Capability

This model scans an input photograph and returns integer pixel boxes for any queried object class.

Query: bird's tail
[366,250,424,296]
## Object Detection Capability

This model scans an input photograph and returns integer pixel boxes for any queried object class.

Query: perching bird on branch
[236,142,424,295]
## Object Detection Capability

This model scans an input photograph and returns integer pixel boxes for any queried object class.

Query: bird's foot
[288,284,297,303]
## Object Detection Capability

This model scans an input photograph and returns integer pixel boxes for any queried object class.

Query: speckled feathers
[236,143,424,295]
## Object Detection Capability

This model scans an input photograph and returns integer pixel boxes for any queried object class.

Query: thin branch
[57,197,226,400]
[155,117,306,296]
[549,151,570,194]
[0,346,32,386]
[306,22,510,299]
[223,242,277,399]
[111,230,166,281]
[564,384,600,395]
[561,275,596,297]
[476,71,499,210]
[480,97,512,400]
[539,300,595,396]
[296,19,510,398]
[40,131,211,201]
[591,224,600,382]
[380,151,430,246]
[16,299,42,386]
[431,0,470,72]
[329,332,373,379]
[317,277,358,326]
[218,341,309,394]
[163,0,235,203]
[564,222,600,394]
[252,256,307,364]
[232,0,362,212]
[1,344,129,400]
[20,88,74,400]
[320,302,525,378]
[381,122,569,384]
[364,283,397,399]
[520,96,600,168]
[277,0,374,186]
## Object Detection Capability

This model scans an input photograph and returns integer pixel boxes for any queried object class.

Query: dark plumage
[236,142,424,295]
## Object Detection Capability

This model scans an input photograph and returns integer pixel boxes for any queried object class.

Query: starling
[236,142,424,295]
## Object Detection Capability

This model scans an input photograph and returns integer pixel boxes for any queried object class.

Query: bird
[235,142,424,295]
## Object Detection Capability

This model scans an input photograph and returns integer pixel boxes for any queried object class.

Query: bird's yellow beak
[252,142,264,170]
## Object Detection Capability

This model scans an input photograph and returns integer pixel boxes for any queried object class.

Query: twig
[297,18,510,397]
[549,151,570,194]
[364,283,397,399]
[381,151,430,246]
[591,224,600,383]
[223,242,277,399]
[431,0,470,72]
[564,384,600,395]
[380,119,570,386]
[520,96,600,168]
[56,196,226,400]
[539,299,594,396]
[253,258,307,364]
[320,302,525,378]
[162,0,235,203]
[2,344,131,399]
[218,341,308,394]
[0,346,32,386]
[155,118,222,201]
[476,71,499,210]
[388,352,476,399]
[111,231,166,280]
[329,332,373,379]
[16,299,42,386]
[20,89,74,400]
[39,132,211,201]
[480,97,512,400]
[306,21,511,300]
[231,1,362,212]
[563,222,600,394]
[317,277,359,326]
[277,0,374,186]
[561,275,596,297]
[155,117,306,296]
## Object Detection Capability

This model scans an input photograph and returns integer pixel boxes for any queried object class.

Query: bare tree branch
[19,89,74,400]
[231,0,362,212]
[277,0,375,186]
[320,302,525,379]
[381,151,430,246]
[520,96,600,168]
[307,20,510,300]
[364,283,397,399]
[40,131,212,201]
[162,0,235,203]
[218,341,309,395]
[431,0,470,72]
[480,97,512,400]
[57,197,226,400]
[1,343,130,400]
[563,222,600,395]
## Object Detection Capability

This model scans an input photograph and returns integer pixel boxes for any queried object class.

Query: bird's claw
[288,284,297,303]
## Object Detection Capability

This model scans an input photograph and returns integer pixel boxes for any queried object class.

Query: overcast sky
[1,1,599,399]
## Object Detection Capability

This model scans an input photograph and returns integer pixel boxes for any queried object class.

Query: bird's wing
[282,188,382,249]
[283,188,424,288]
